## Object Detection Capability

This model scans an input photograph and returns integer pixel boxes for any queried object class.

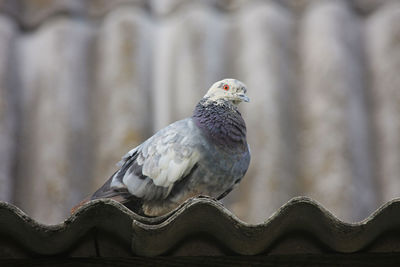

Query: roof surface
[1,196,400,258]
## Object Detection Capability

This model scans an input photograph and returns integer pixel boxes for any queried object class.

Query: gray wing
[93,118,202,202]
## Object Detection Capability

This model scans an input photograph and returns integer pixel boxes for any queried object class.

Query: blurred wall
[0,0,399,224]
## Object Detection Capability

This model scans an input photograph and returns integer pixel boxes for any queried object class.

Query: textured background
[0,0,399,225]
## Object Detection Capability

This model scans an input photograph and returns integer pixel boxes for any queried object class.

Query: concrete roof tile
[1,196,400,257]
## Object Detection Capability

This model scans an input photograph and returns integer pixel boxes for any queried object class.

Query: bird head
[204,79,250,106]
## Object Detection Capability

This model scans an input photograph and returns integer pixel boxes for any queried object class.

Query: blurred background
[0,0,399,225]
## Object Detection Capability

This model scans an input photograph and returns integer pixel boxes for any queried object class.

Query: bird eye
[223,84,229,91]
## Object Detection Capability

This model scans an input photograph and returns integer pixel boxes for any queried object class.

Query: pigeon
[72,79,250,216]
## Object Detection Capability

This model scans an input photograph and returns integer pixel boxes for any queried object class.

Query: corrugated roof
[1,196,400,258]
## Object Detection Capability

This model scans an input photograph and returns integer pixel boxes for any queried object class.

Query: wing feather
[107,118,202,201]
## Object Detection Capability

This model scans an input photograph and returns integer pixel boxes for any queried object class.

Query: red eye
[223,84,229,91]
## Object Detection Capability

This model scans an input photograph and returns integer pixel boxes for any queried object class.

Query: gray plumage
[86,79,250,216]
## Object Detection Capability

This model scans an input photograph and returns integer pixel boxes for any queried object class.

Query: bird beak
[237,93,250,103]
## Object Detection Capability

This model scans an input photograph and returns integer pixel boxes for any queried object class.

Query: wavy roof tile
[1,196,400,260]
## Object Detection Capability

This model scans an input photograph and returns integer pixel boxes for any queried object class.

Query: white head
[204,78,250,105]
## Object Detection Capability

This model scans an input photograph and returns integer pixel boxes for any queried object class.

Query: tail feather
[71,176,145,215]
